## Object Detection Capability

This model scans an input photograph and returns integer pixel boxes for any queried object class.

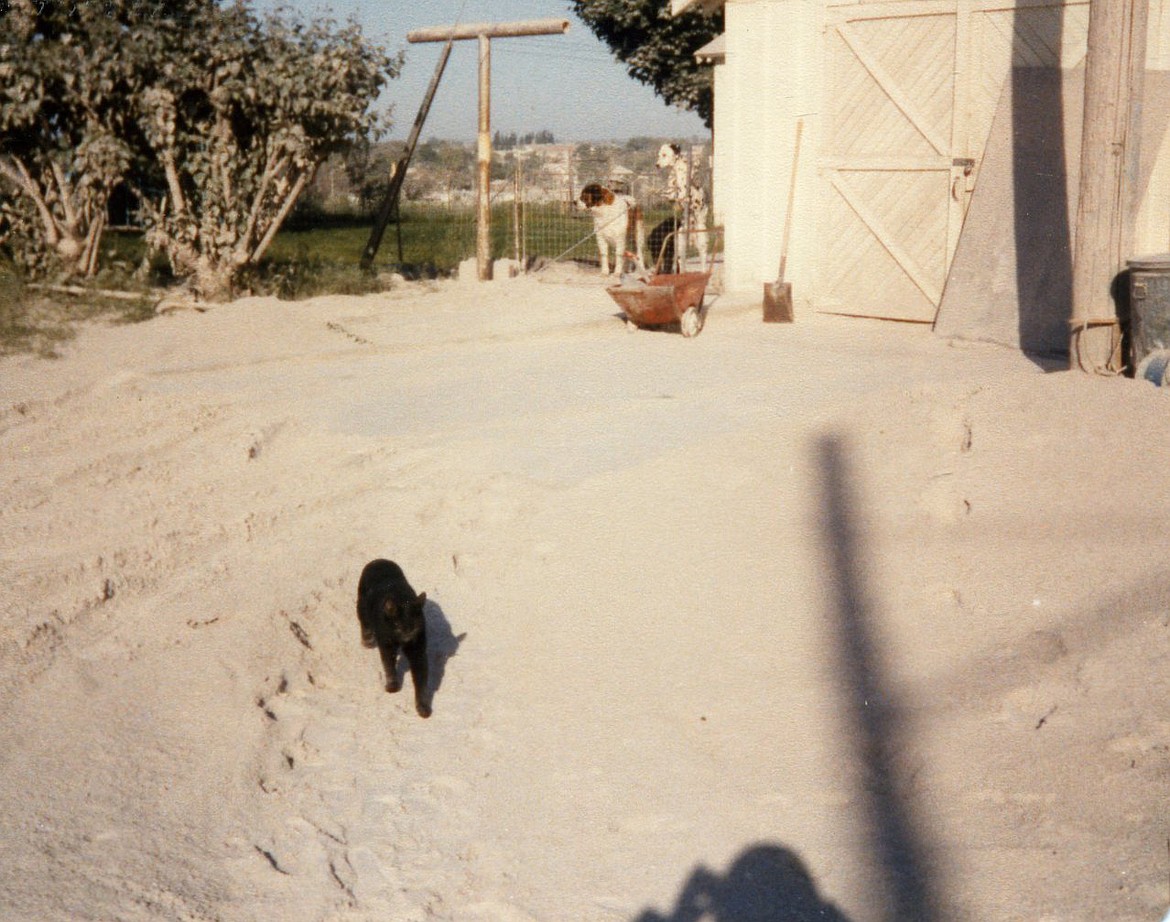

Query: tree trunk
[192,260,234,303]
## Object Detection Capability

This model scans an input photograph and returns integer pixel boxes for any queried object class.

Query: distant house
[675,0,1170,352]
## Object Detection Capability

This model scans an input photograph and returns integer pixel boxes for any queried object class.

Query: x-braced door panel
[821,0,1088,321]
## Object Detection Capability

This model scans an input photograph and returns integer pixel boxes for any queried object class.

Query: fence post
[513,157,522,266]
[476,34,493,280]
[566,149,574,213]
[407,19,568,282]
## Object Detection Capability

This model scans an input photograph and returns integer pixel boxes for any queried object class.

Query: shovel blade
[763,281,793,323]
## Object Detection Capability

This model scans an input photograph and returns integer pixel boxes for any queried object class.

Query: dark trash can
[1127,253,1170,380]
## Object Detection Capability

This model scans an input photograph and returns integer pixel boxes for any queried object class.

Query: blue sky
[252,0,709,143]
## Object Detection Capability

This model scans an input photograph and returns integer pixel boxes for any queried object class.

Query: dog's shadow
[415,597,465,714]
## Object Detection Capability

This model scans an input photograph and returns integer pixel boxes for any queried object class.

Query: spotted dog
[656,143,709,270]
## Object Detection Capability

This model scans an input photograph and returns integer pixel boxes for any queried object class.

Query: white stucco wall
[708,0,1170,303]
[713,0,822,300]
[1139,0,1170,253]
[1150,0,1170,68]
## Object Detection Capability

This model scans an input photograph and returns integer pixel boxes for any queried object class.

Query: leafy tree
[625,135,665,152]
[571,0,722,128]
[407,140,473,201]
[132,4,400,300]
[0,0,398,298]
[0,0,202,277]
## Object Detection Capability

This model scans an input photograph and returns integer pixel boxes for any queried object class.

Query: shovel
[764,119,803,322]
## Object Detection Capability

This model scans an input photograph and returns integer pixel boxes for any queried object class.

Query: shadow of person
[634,843,853,922]
[418,597,465,715]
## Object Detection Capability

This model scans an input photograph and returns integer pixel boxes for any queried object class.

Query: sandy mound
[1,275,1168,921]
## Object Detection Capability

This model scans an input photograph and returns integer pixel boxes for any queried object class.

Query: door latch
[951,158,977,200]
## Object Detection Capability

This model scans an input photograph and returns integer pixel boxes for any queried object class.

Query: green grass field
[271,201,681,279]
[270,202,675,277]
[0,201,690,355]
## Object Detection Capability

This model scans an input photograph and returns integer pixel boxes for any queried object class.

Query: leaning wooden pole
[360,39,454,271]
[1069,0,1148,373]
[408,18,569,281]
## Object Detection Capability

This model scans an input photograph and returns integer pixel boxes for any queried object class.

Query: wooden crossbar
[400,19,569,281]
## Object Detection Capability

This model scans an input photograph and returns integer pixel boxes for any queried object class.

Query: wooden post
[361,39,454,271]
[1070,0,1148,372]
[513,156,522,266]
[477,34,492,280]
[408,19,569,282]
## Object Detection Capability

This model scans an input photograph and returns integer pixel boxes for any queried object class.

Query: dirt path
[1,276,1168,921]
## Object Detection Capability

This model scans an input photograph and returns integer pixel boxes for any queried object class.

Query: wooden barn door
[820,0,1088,322]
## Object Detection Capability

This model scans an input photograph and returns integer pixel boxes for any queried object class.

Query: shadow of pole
[816,435,944,922]
[1012,4,1071,361]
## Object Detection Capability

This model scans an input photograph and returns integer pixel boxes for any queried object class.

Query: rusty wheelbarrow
[605,271,711,337]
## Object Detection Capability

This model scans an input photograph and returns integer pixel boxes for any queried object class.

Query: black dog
[356,559,430,718]
[648,217,678,273]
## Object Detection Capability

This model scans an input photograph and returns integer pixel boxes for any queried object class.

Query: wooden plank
[821,156,949,170]
[948,0,975,265]
[936,71,1170,354]
[890,14,956,131]
[827,0,962,21]
[826,0,1074,23]
[820,0,1095,326]
[408,19,568,42]
[838,20,950,155]
[828,171,944,306]
[979,4,1089,67]
[823,1,956,320]
[818,211,938,320]
[1070,0,1148,371]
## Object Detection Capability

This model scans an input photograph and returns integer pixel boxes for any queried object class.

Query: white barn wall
[706,0,1170,310]
[715,0,822,303]
[1150,0,1170,67]
[1139,0,1170,254]
[1135,115,1170,256]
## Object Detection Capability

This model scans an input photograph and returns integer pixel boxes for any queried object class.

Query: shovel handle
[777,119,803,282]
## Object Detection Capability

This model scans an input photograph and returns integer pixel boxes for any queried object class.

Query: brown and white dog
[656,143,709,270]
[575,183,646,276]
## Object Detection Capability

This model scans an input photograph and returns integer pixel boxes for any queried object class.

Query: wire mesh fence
[380,146,720,280]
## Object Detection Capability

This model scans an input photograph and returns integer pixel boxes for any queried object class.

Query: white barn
[675,0,1170,352]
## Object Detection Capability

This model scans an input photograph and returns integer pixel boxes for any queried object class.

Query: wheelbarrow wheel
[680,306,703,338]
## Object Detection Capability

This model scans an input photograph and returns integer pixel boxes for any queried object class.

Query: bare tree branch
[0,156,62,246]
